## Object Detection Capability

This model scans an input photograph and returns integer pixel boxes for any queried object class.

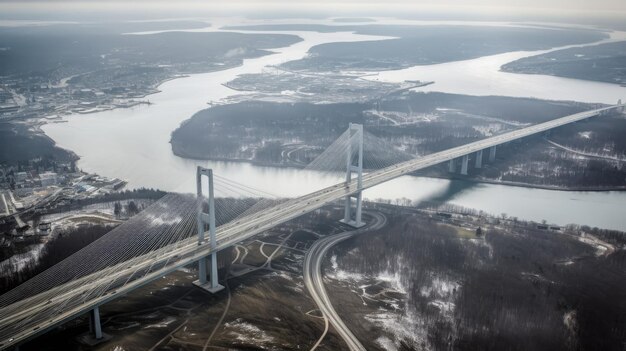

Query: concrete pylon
[475,150,483,168]
[489,146,496,162]
[460,155,469,175]
[448,159,456,173]
[194,167,224,294]
[89,306,102,340]
[340,123,365,228]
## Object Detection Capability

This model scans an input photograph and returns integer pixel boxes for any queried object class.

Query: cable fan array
[305,127,413,175]
[0,123,408,342]
[0,177,290,337]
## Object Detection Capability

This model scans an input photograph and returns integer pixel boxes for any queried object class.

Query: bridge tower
[194,167,224,293]
[340,123,365,228]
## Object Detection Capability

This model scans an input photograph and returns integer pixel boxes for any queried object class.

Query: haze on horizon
[1,0,626,22]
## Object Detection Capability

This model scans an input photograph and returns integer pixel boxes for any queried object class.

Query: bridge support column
[340,123,365,228]
[89,306,102,340]
[460,155,469,175]
[619,99,624,113]
[489,146,496,162]
[193,167,224,294]
[475,150,483,168]
[448,159,455,173]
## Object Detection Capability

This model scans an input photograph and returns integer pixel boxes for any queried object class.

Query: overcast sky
[1,0,625,19]
[1,0,625,10]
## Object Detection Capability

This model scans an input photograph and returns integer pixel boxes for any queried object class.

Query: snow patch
[578,233,614,256]
[224,318,275,345]
[366,308,431,350]
[327,254,365,281]
[271,270,294,281]
[376,270,407,294]
[467,238,494,259]
[428,300,455,314]
[144,316,176,329]
[375,336,398,351]
[0,243,45,276]
[564,310,577,335]
[420,275,460,299]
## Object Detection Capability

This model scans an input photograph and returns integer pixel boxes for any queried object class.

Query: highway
[304,212,386,351]
[0,104,622,350]
[0,187,66,221]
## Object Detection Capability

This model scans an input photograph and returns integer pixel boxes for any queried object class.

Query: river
[42,19,626,231]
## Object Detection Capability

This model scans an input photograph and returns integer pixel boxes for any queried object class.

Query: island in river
[502,41,626,86]
[171,92,626,190]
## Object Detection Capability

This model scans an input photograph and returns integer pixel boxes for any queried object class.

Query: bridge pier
[448,159,455,173]
[460,155,469,175]
[89,306,102,340]
[76,305,112,345]
[194,167,224,294]
[93,311,101,340]
[475,150,483,168]
[340,123,365,228]
[489,146,496,162]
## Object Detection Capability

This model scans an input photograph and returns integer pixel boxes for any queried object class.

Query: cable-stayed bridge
[0,103,623,350]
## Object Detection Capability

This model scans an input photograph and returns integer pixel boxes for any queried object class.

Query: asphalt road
[304,212,387,351]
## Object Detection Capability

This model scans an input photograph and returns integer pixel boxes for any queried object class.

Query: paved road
[0,187,66,220]
[304,212,386,351]
[0,104,622,350]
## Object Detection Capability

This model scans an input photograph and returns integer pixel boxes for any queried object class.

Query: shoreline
[440,174,626,192]
[38,25,626,201]
[170,149,626,193]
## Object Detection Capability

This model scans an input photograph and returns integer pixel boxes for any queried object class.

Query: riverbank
[0,121,78,165]
[171,150,626,192]
[446,175,626,192]
[41,23,626,231]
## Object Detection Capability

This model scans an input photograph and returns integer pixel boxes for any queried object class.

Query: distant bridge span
[0,103,623,350]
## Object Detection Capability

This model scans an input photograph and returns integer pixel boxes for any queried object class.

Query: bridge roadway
[0,104,622,349]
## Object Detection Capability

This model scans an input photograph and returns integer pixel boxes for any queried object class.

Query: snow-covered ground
[0,243,44,277]
[327,253,462,350]
[224,318,275,345]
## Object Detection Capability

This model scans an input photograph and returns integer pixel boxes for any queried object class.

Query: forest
[0,122,77,164]
[0,224,113,294]
[330,209,625,350]
[170,92,590,162]
[0,23,300,78]
[170,92,626,188]
[225,24,606,71]
[502,41,626,85]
